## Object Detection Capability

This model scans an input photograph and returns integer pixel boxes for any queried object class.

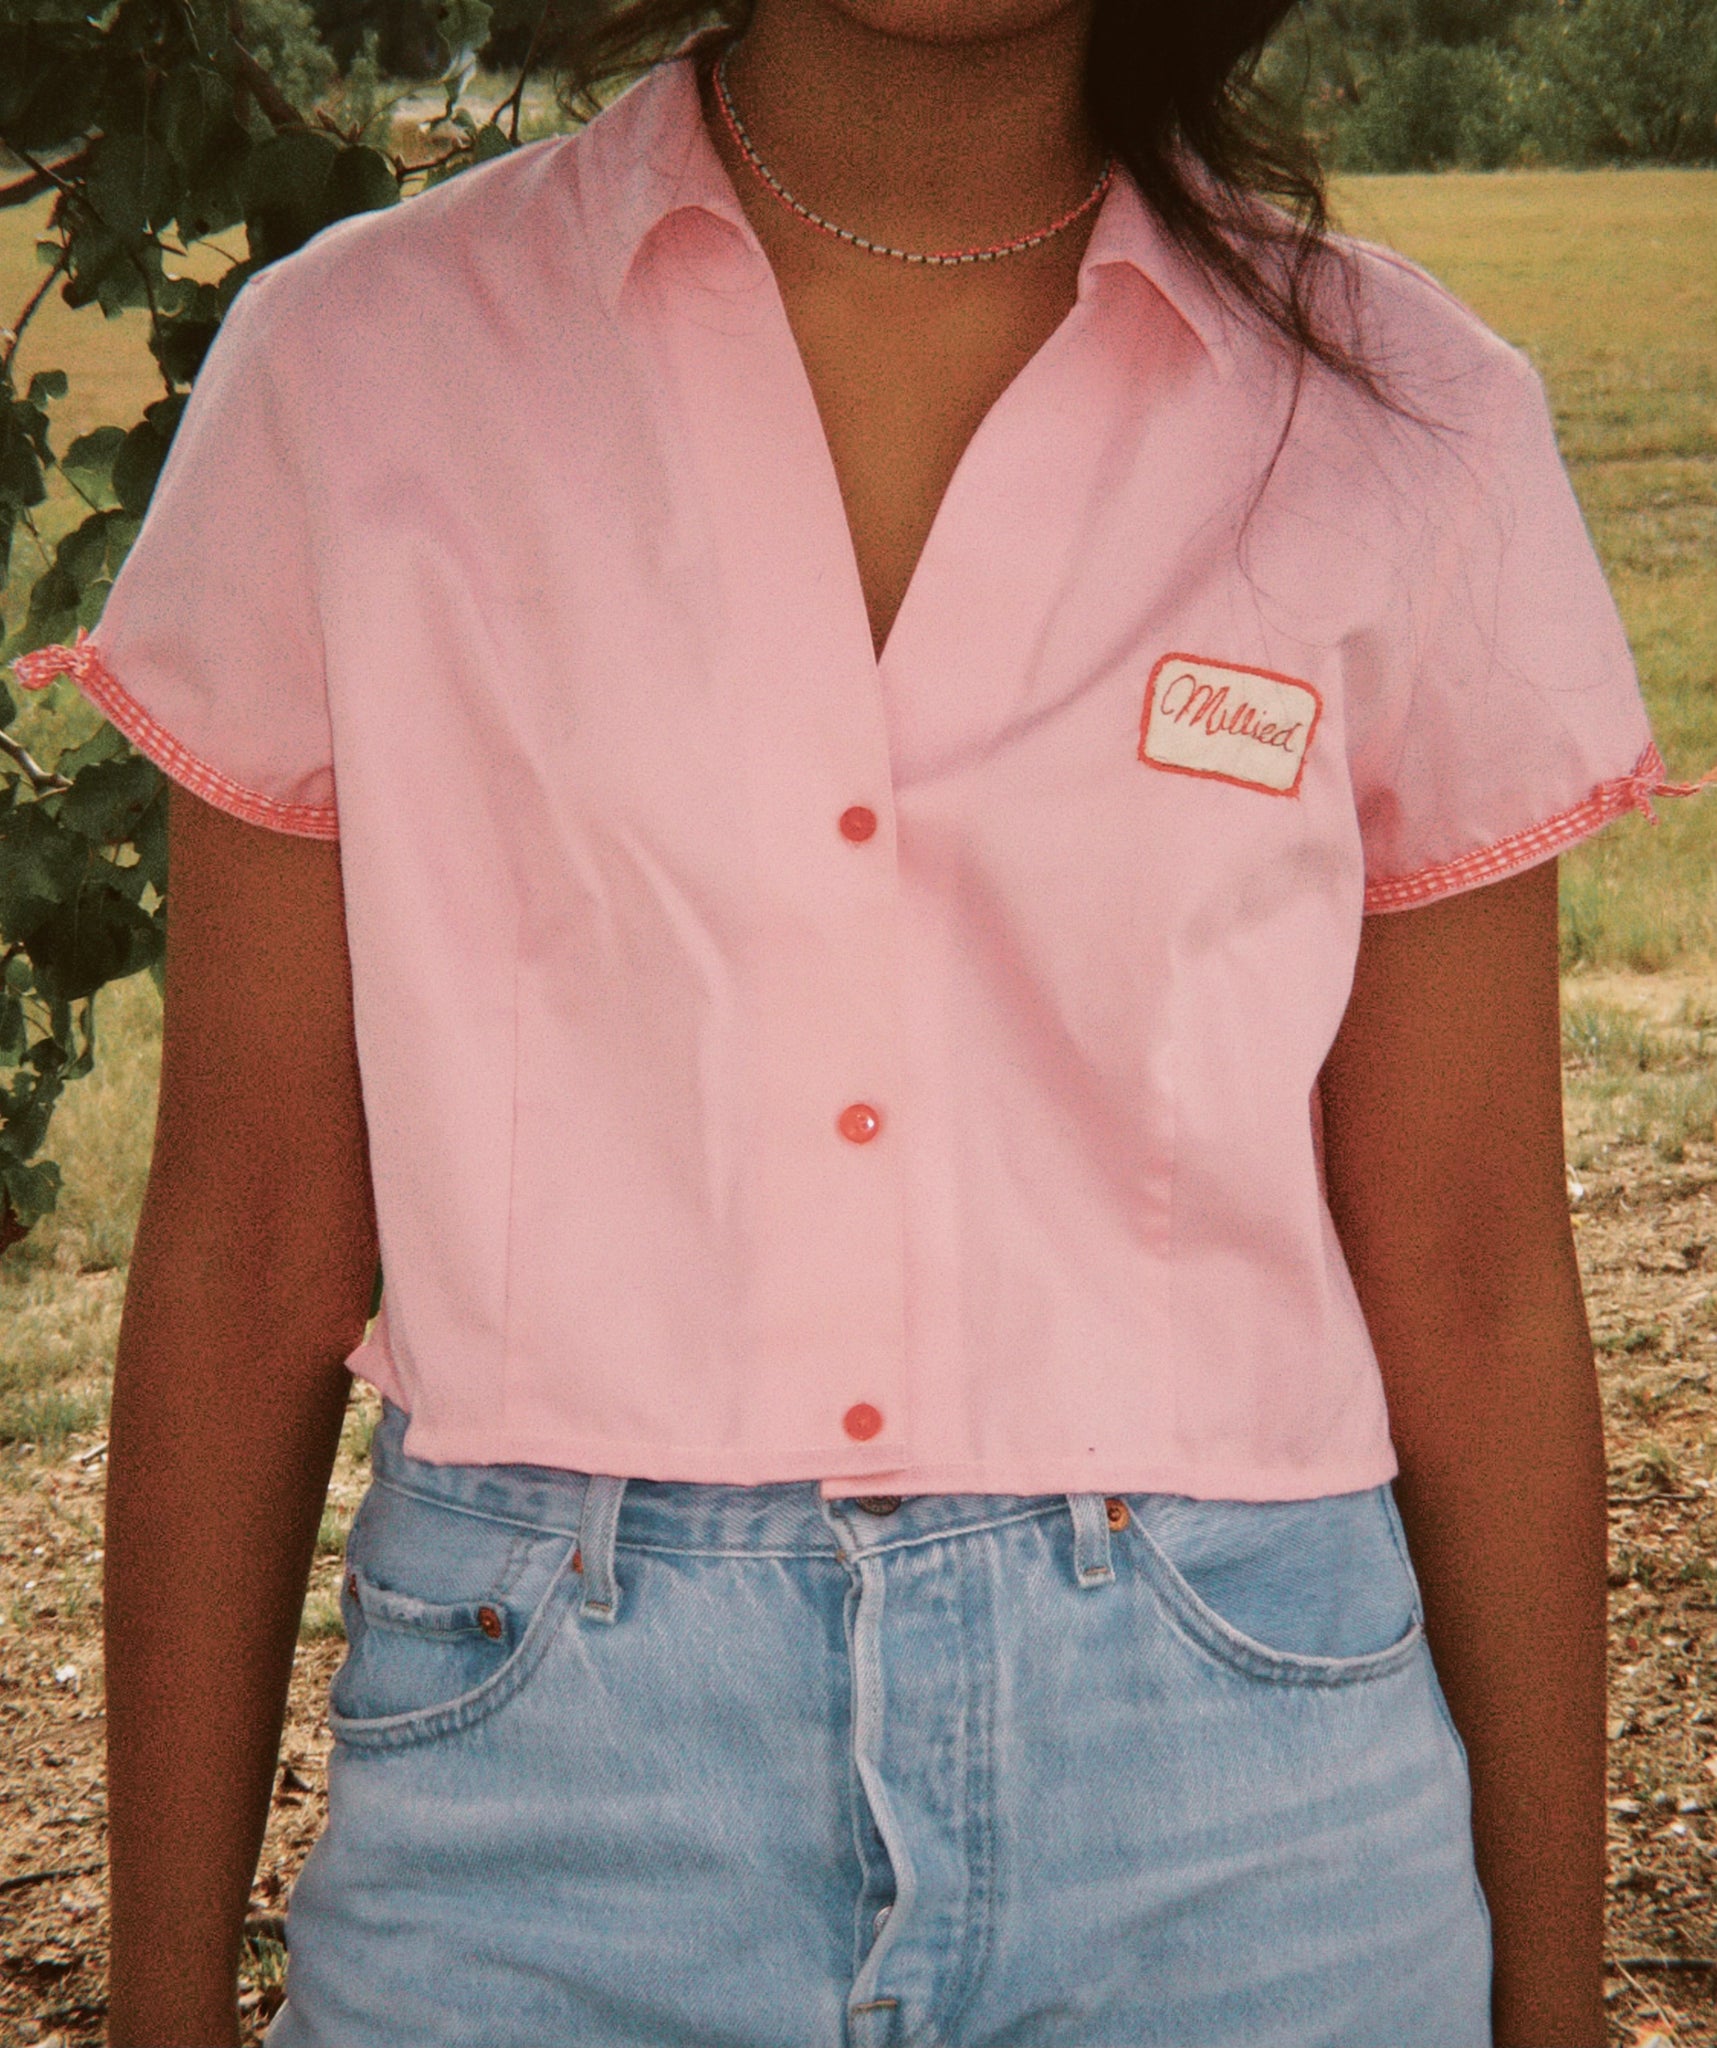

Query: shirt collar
[1075,165,1240,379]
[581,52,762,314]
[580,52,1238,377]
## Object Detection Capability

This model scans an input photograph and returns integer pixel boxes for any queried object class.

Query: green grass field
[1,168,1714,1441]
[1335,170,1717,970]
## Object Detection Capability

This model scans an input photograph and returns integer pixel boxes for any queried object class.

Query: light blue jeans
[268,1402,1491,2047]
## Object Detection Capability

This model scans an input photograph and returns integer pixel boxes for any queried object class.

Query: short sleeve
[14,273,337,839]
[1354,346,1660,913]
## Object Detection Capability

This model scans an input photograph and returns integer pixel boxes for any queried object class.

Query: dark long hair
[550,0,1377,394]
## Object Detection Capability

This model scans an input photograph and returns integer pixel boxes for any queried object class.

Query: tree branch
[490,0,559,143]
[0,146,93,212]
[5,146,83,202]
[229,38,309,134]
[0,1862,102,1897]
[0,729,73,796]
[1,243,70,375]
[400,142,473,180]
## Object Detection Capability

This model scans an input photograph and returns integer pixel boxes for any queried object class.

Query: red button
[843,1402,884,1441]
[838,1103,881,1144]
[839,806,878,843]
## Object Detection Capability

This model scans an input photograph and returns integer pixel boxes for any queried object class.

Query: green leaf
[177,111,252,244]
[76,577,113,630]
[0,805,87,944]
[100,851,153,907]
[1,1155,62,1233]
[55,721,134,777]
[132,799,168,905]
[28,879,161,1003]
[54,511,113,594]
[216,260,263,315]
[110,401,184,520]
[61,214,154,318]
[60,425,126,508]
[0,21,102,154]
[160,61,230,172]
[150,282,224,387]
[243,130,340,266]
[26,370,68,405]
[326,145,400,222]
[143,393,188,442]
[472,123,514,164]
[0,402,49,518]
[20,562,80,649]
[85,132,179,244]
[0,1059,64,1164]
[83,517,140,597]
[110,426,162,518]
[58,754,163,844]
[63,995,97,1081]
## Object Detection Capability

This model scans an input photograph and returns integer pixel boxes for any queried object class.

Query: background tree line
[254,0,1717,168]
[1271,0,1717,170]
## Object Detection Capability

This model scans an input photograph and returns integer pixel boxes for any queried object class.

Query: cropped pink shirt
[20,56,1672,1497]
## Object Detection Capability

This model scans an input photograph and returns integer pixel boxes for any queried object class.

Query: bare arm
[105,788,378,2046]
[1320,856,1605,2048]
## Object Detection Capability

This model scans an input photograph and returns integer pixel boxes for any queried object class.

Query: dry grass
[0,973,158,1456]
[1563,991,1717,1171]
[1335,169,1717,973]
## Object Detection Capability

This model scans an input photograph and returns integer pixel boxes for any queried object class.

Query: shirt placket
[642,232,912,1473]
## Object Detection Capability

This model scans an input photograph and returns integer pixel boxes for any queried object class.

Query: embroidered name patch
[1139,654,1322,798]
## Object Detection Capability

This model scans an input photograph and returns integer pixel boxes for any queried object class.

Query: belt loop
[578,1474,629,1624]
[1067,1492,1115,1589]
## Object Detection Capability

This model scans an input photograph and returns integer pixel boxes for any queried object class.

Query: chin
[817,0,1090,47]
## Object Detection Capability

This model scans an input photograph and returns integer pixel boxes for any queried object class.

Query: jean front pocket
[329,1475,581,1750]
[1123,1483,1425,1686]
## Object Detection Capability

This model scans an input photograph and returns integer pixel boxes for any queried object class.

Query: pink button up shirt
[20,56,1668,1498]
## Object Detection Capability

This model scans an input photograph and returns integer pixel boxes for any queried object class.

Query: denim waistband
[369,1400,1113,1575]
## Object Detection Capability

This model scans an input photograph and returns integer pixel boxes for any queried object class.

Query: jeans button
[855,1495,902,1516]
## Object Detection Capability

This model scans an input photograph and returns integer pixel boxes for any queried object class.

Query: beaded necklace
[712,48,1115,269]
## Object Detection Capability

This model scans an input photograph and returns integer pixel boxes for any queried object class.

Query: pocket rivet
[1104,1497,1130,1532]
[571,1547,582,1575]
[477,1605,504,1640]
[346,1572,358,1596]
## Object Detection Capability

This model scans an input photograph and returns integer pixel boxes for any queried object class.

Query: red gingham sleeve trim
[1362,741,1708,914]
[11,632,339,842]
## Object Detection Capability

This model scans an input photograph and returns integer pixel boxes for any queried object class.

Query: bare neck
[716,0,1102,256]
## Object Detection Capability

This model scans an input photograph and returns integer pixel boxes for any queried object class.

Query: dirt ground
[2,1139,1714,2046]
